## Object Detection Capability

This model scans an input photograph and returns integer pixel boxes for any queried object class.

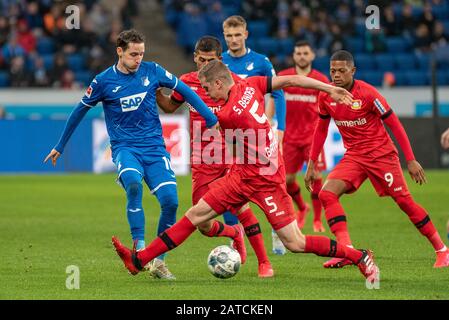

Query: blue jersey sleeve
[262,57,286,131]
[155,63,179,90]
[80,77,103,107]
[54,102,90,153]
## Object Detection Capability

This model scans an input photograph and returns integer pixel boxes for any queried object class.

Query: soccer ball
[207,245,241,279]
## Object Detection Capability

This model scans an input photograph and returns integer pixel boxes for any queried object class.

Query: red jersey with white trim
[171,71,241,165]
[278,68,329,146]
[318,79,397,158]
[217,76,284,185]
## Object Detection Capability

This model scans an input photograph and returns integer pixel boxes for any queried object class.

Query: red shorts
[203,169,296,230]
[283,142,326,174]
[191,164,230,205]
[327,152,410,197]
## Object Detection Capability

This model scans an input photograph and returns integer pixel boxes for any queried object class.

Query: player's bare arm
[304,159,316,192]
[441,127,449,149]
[43,149,61,166]
[156,88,182,113]
[407,160,427,185]
[271,75,353,105]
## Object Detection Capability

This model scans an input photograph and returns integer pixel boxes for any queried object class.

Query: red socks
[137,216,196,266]
[287,181,306,211]
[319,190,352,246]
[304,235,363,262]
[238,207,269,264]
[202,220,238,238]
[311,178,323,222]
[395,195,445,251]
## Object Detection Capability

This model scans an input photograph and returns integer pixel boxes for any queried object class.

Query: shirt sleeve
[248,76,271,95]
[370,89,393,119]
[155,63,179,90]
[80,77,103,107]
[317,92,331,118]
[261,57,286,130]
[170,74,186,103]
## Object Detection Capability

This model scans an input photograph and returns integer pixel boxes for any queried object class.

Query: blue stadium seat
[415,53,431,70]
[41,54,54,70]
[345,37,364,53]
[256,37,279,56]
[278,37,294,55]
[245,38,259,52]
[312,56,330,72]
[36,37,55,54]
[393,71,407,86]
[394,54,416,70]
[443,21,449,36]
[374,54,395,72]
[354,21,366,36]
[354,54,376,70]
[428,71,449,85]
[357,71,384,86]
[405,71,428,86]
[75,71,94,87]
[247,20,269,38]
[0,71,9,87]
[386,37,409,53]
[67,54,85,71]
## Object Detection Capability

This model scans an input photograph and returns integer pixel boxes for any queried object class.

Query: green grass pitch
[1,171,448,300]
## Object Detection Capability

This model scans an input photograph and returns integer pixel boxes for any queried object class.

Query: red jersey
[171,71,241,166]
[318,79,397,158]
[217,76,284,185]
[278,68,329,146]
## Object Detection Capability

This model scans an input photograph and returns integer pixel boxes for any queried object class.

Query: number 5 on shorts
[265,196,278,213]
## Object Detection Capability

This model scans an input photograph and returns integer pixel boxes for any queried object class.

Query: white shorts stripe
[150,181,177,194]
[115,168,143,188]
[80,100,94,108]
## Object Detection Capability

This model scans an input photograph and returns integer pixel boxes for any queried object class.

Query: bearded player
[278,41,328,233]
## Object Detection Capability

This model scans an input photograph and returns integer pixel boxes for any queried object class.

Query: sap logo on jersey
[120,92,147,112]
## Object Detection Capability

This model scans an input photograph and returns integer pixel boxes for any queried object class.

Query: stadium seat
[405,71,428,86]
[67,54,85,71]
[278,37,294,55]
[354,54,376,70]
[0,72,10,87]
[345,37,364,54]
[393,71,407,86]
[312,56,330,72]
[256,37,279,56]
[415,53,431,70]
[442,21,449,36]
[244,38,257,51]
[357,71,384,86]
[247,20,269,38]
[36,37,55,55]
[386,37,409,53]
[75,71,94,87]
[394,54,416,70]
[374,54,395,72]
[41,54,54,70]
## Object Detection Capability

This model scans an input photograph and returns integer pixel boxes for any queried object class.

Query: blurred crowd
[162,0,449,71]
[0,0,138,88]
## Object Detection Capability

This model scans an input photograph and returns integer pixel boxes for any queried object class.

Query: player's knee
[318,190,338,208]
[125,182,142,199]
[393,194,412,211]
